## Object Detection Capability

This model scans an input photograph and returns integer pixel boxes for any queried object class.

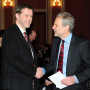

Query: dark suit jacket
[44,34,90,90]
[1,24,38,90]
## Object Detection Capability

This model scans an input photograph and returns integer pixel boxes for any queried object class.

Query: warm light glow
[58,2,61,6]
[8,0,11,2]
[53,2,55,6]
[4,0,13,6]
[4,2,6,6]
[52,0,61,7]
[10,2,13,6]
[5,0,7,2]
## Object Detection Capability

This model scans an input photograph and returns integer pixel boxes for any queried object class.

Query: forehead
[54,17,62,24]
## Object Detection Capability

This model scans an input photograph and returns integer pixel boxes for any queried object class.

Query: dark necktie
[57,40,65,73]
[23,32,34,59]
[23,32,29,44]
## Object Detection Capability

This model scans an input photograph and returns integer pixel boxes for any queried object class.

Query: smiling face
[52,17,70,39]
[16,8,33,30]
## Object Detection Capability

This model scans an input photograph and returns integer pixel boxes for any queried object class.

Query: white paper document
[48,71,67,89]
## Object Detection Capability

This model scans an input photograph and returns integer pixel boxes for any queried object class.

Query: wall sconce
[4,0,13,6]
[53,0,61,7]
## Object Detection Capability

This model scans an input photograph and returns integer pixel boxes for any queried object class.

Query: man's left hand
[61,76,76,86]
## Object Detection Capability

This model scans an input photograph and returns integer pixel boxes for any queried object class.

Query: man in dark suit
[1,4,43,90]
[39,12,90,90]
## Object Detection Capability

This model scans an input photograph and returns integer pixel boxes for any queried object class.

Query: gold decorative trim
[13,0,18,23]
[0,0,5,30]
[47,0,52,44]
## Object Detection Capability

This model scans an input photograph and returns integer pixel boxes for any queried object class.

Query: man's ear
[15,13,19,20]
[65,25,70,31]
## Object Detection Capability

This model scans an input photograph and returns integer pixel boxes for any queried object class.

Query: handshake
[35,67,44,79]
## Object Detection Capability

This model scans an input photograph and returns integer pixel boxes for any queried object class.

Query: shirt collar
[64,33,72,43]
[16,24,26,34]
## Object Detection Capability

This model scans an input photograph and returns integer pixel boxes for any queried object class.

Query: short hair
[15,3,33,14]
[29,30,37,35]
[56,12,75,32]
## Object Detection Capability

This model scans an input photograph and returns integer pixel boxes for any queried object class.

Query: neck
[16,22,26,31]
[61,32,71,40]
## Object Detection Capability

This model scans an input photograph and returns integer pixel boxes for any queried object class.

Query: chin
[26,26,30,28]
[26,24,30,27]
[54,34,57,37]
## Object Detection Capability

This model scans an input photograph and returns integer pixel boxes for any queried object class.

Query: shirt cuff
[74,75,79,84]
[41,67,46,75]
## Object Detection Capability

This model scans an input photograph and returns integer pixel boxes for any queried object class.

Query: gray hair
[56,12,75,32]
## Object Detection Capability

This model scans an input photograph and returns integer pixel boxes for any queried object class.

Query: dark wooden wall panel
[65,0,90,40]
[27,12,46,51]
[4,7,13,29]
[52,6,61,37]
[18,0,46,9]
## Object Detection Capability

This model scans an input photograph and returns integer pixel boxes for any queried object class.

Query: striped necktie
[57,40,65,73]
[23,32,29,43]
[23,32,34,59]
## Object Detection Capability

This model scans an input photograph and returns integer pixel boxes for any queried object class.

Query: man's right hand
[35,67,44,79]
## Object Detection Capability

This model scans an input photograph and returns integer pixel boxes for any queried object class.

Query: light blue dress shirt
[57,33,72,77]
[57,33,79,83]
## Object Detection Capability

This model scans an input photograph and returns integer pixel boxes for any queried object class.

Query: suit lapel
[66,34,76,75]
[27,36,37,61]
[26,34,37,66]
[54,38,61,72]
[13,24,34,56]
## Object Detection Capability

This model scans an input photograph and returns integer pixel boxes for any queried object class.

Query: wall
[65,0,90,40]
[18,0,46,9]
[3,0,46,29]
[3,0,90,41]
[52,6,61,37]
[4,6,13,29]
